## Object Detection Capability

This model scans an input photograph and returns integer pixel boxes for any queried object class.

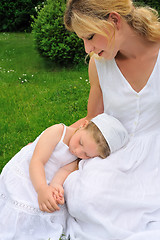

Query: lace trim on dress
[0,192,68,218]
[0,193,44,215]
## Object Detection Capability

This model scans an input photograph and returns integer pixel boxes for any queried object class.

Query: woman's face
[81,30,120,60]
[77,13,122,60]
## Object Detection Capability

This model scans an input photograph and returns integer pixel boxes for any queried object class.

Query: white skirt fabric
[64,133,160,240]
[0,184,68,240]
[0,124,77,239]
[0,143,69,239]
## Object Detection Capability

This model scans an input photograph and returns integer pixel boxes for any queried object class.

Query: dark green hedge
[135,0,160,13]
[0,0,44,32]
[0,0,159,32]
[32,0,85,66]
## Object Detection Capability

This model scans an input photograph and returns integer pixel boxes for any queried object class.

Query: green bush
[0,0,44,32]
[135,0,160,13]
[32,0,85,66]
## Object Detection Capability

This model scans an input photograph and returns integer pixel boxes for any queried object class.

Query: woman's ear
[108,12,121,30]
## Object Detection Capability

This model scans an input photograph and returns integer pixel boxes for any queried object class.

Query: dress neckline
[113,49,160,95]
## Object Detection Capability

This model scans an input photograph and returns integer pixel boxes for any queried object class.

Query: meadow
[0,32,90,172]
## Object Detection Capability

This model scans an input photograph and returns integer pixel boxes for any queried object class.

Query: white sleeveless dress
[0,124,77,240]
[64,51,160,240]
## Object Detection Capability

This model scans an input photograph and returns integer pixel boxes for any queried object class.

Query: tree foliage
[135,0,160,13]
[0,0,44,32]
[32,0,85,66]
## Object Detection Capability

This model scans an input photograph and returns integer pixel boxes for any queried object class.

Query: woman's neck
[117,21,159,60]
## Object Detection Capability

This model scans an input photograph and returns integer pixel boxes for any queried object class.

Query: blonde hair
[85,121,111,159]
[64,0,160,42]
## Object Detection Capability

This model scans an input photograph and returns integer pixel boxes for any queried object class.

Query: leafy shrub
[32,0,85,66]
[0,0,44,32]
[135,0,160,13]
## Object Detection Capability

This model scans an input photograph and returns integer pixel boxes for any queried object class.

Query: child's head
[91,113,128,156]
[69,113,128,159]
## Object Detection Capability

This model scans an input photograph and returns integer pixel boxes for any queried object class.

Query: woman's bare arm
[87,56,104,119]
[70,56,104,128]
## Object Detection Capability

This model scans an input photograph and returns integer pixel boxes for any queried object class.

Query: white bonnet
[91,113,129,153]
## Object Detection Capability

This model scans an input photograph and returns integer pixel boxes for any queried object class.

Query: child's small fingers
[59,192,63,197]
[57,197,64,205]
[40,203,53,213]
[52,191,59,198]
[49,199,60,211]
[59,188,64,195]
[39,204,43,212]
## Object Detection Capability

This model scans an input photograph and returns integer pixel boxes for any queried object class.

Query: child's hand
[37,184,60,213]
[50,183,65,205]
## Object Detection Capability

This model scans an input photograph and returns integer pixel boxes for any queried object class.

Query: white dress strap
[60,124,67,142]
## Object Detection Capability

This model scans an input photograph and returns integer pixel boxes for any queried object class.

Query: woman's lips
[98,50,104,56]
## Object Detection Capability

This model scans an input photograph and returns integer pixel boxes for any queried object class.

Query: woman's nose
[83,39,94,54]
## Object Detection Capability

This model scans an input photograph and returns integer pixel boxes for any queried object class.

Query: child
[0,113,128,240]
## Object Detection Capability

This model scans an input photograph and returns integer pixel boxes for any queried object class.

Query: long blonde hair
[64,0,160,42]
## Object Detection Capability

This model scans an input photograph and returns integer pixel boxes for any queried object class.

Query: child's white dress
[0,124,76,240]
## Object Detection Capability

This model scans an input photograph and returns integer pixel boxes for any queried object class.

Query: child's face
[69,129,99,159]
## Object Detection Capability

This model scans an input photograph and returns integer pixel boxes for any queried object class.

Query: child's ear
[80,120,89,128]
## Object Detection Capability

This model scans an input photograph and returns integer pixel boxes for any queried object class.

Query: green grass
[0,32,90,172]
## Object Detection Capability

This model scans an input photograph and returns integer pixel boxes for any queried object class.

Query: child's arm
[50,160,79,186]
[29,124,64,213]
[49,160,79,204]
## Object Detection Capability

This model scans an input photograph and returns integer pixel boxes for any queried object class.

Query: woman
[63,0,160,239]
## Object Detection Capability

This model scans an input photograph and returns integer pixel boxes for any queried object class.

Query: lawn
[0,32,90,172]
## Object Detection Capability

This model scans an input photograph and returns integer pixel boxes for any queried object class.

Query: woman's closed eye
[87,34,95,40]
